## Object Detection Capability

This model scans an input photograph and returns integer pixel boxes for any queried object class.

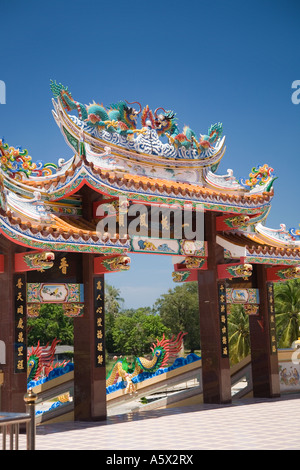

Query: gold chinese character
[220,304,226,313]
[16,278,23,289]
[97,343,103,352]
[220,295,225,303]
[222,326,227,334]
[219,284,225,291]
[222,336,227,345]
[97,330,103,339]
[96,280,102,291]
[59,257,69,274]
[17,292,24,301]
[272,345,277,353]
[220,315,226,323]
[17,360,24,370]
[96,294,102,301]
[17,332,24,343]
[17,305,24,315]
[17,318,24,329]
[222,347,228,356]
[97,318,103,327]
[96,306,103,314]
[17,346,24,356]
[97,354,104,365]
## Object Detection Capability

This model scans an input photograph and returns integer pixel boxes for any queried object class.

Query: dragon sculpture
[185,257,206,269]
[51,81,223,158]
[27,338,69,384]
[23,252,55,271]
[226,263,253,280]
[50,80,143,136]
[276,267,300,280]
[106,331,187,394]
[150,108,223,151]
[0,138,57,181]
[172,271,191,282]
[101,255,131,272]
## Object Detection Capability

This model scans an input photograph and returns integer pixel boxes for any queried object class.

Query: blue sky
[1,0,300,308]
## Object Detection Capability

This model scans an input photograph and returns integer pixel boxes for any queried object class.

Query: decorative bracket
[217,263,253,280]
[216,214,251,231]
[15,251,55,272]
[267,266,300,282]
[94,255,131,274]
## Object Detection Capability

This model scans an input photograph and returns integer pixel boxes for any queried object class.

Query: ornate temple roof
[0,81,298,267]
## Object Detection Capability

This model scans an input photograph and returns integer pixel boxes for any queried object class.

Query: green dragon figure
[153,107,180,140]
[152,107,222,151]
[106,331,187,394]
[50,80,142,136]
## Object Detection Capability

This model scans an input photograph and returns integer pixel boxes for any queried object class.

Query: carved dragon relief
[23,252,55,271]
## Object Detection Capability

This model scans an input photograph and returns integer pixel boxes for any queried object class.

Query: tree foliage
[26,279,300,365]
[27,304,74,346]
[227,305,250,365]
[154,282,200,352]
[105,283,124,352]
[274,279,300,348]
[111,308,170,356]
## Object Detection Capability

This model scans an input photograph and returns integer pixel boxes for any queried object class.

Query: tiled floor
[13,395,300,450]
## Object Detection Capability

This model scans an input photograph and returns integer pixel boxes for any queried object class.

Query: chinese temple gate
[1,81,300,420]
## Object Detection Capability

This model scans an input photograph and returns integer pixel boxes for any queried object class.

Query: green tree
[27,304,73,346]
[111,308,171,356]
[275,279,300,348]
[154,282,200,352]
[227,305,250,364]
[105,283,124,352]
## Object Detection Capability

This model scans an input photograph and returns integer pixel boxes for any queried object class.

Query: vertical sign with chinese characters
[94,277,105,368]
[14,274,27,373]
[218,282,229,358]
[267,282,277,355]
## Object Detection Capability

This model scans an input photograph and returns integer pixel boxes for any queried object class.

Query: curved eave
[20,157,274,216]
[217,231,300,265]
[0,210,129,254]
[253,223,300,248]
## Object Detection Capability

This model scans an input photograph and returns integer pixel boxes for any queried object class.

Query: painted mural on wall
[279,362,300,392]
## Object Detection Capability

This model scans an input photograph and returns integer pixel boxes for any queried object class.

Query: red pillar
[0,236,27,412]
[73,255,106,420]
[249,264,280,398]
[73,185,107,420]
[197,212,232,404]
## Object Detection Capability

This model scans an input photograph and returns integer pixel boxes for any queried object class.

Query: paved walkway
[15,395,300,451]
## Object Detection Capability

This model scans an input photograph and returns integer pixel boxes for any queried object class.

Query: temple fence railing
[0,389,37,450]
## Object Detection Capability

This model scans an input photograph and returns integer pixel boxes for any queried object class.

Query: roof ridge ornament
[0,138,58,181]
[50,80,225,162]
